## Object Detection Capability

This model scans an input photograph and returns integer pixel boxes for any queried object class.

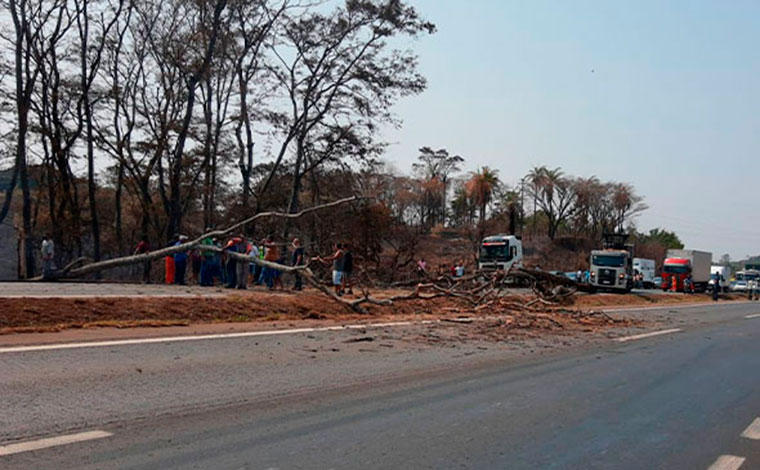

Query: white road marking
[741,417,760,440]
[707,455,745,470]
[601,301,752,313]
[745,314,760,319]
[614,328,682,343]
[0,321,436,354]
[0,430,113,457]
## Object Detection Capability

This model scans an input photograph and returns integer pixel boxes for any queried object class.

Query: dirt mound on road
[0,290,459,334]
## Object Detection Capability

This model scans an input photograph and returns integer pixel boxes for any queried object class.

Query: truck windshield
[592,255,625,267]
[480,243,510,261]
[663,265,689,274]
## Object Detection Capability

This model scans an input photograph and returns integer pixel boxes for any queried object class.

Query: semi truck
[478,234,523,271]
[661,249,712,292]
[633,258,656,289]
[589,234,634,292]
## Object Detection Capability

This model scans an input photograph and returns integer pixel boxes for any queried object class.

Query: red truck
[661,249,712,292]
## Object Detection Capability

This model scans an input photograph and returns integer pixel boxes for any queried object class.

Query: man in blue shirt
[173,235,189,285]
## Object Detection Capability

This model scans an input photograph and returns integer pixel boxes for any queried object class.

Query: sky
[383,0,760,261]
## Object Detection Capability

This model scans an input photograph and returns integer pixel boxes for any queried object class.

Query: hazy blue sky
[383,0,760,260]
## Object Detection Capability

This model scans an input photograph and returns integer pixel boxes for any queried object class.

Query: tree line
[0,0,679,280]
[0,0,435,276]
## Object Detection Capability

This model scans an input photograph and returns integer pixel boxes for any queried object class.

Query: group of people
[156,234,307,290]
[131,234,356,294]
[415,258,466,278]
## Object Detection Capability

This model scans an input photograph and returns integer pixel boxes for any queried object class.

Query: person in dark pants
[713,275,721,301]
[133,236,151,284]
[199,235,215,286]
[173,235,188,285]
[341,242,354,295]
[224,237,239,288]
[291,238,305,290]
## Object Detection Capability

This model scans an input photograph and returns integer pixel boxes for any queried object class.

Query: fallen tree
[40,194,599,317]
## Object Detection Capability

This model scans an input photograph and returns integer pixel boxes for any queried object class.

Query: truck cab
[662,258,690,291]
[589,249,633,291]
[478,234,523,271]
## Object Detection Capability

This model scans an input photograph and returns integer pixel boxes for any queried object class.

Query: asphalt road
[2,302,760,469]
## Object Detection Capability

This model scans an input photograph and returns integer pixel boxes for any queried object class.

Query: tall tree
[465,166,499,223]
[262,0,436,215]
[527,166,576,240]
[412,146,463,226]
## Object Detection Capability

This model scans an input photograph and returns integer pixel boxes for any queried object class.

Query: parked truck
[589,233,634,292]
[661,249,712,292]
[478,234,523,271]
[633,258,656,289]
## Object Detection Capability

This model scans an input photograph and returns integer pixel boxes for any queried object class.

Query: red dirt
[0,288,740,336]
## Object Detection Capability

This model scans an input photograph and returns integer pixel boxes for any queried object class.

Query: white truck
[589,248,633,291]
[709,266,732,293]
[478,234,523,271]
[662,249,712,292]
[633,258,656,289]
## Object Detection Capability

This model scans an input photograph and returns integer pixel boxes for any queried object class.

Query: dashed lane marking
[614,328,682,343]
[0,321,436,354]
[707,455,745,470]
[745,314,760,319]
[741,418,760,440]
[0,430,113,457]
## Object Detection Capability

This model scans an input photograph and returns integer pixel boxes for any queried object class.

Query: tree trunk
[115,160,124,254]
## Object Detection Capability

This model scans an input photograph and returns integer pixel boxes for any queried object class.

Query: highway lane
[2,302,760,469]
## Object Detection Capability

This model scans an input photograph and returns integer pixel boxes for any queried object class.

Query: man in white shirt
[41,233,55,280]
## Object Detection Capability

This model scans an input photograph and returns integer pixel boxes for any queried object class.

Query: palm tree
[466,167,500,222]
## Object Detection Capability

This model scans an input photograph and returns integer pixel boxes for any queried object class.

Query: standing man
[291,238,305,291]
[199,234,215,286]
[318,243,344,296]
[713,274,721,301]
[236,235,251,290]
[165,235,177,284]
[224,236,240,289]
[342,243,354,295]
[41,233,55,280]
[134,236,151,284]
[263,235,283,290]
[173,235,188,285]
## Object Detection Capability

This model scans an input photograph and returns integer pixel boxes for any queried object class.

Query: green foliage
[636,228,684,250]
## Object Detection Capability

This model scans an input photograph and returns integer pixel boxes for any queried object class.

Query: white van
[710,266,732,292]
[633,258,656,289]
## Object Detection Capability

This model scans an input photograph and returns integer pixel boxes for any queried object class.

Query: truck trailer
[662,249,712,292]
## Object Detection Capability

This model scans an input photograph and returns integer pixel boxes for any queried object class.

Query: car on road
[564,272,579,282]
[653,276,662,288]
[731,280,748,293]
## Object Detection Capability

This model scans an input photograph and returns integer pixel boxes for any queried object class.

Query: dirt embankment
[0,287,743,336]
